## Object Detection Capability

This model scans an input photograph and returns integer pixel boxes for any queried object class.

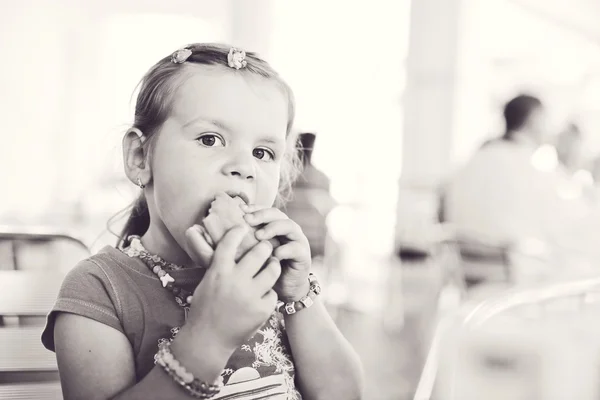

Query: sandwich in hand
[200,193,263,260]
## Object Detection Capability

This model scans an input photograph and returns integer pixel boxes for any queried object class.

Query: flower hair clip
[227,47,247,70]
[171,48,192,64]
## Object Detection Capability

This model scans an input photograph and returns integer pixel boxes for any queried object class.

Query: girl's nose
[221,151,255,180]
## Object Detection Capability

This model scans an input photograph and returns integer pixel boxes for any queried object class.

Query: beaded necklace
[122,235,195,320]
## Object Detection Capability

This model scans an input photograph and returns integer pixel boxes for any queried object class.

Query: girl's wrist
[170,324,233,383]
[281,280,311,303]
[278,273,322,316]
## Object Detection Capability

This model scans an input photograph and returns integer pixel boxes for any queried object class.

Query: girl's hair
[116,43,299,248]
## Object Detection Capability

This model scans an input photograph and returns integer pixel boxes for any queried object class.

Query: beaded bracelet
[276,273,322,315]
[155,341,223,399]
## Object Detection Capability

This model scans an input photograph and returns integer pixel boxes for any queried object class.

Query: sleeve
[41,259,125,352]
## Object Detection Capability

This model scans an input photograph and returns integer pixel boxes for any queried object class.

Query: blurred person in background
[554,122,596,202]
[441,94,593,283]
[282,133,336,260]
[556,122,584,174]
[585,153,600,202]
[591,154,600,186]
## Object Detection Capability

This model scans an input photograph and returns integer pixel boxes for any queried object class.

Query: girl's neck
[140,224,195,268]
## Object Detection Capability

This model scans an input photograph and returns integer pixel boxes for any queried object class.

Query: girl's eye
[253,148,275,161]
[197,134,225,147]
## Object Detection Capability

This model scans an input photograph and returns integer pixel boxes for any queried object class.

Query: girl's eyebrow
[183,116,284,145]
[183,116,232,132]
[260,136,284,146]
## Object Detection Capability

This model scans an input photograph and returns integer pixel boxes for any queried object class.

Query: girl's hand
[183,225,281,353]
[242,206,311,302]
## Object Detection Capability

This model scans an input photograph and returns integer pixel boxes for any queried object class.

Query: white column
[401,0,461,185]
[394,0,490,251]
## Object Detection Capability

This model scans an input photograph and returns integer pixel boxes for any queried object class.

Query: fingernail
[255,229,265,239]
[240,203,249,211]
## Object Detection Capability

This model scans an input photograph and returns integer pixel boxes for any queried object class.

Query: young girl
[41,43,363,400]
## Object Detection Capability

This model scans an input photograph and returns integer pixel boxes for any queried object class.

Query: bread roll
[202,193,260,260]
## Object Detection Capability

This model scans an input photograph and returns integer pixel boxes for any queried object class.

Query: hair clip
[171,48,192,64]
[227,47,247,70]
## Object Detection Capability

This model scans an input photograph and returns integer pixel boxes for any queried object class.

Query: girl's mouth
[203,191,249,218]
[224,191,250,205]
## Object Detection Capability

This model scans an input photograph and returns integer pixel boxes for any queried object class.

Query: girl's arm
[54,313,230,400]
[284,296,364,400]
[54,227,280,400]
[242,207,365,399]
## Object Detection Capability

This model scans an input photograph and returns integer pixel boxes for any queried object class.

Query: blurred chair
[0,327,59,384]
[0,226,82,326]
[397,223,543,365]
[0,225,89,272]
[436,225,552,293]
[453,234,511,289]
[394,223,501,301]
[0,382,62,400]
[0,225,86,395]
[414,276,600,400]
[0,270,65,327]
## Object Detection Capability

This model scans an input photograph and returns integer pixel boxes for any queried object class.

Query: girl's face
[144,67,289,264]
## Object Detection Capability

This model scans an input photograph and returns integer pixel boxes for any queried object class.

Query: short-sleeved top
[41,246,302,399]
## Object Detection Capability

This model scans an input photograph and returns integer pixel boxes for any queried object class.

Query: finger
[261,289,279,310]
[212,225,249,270]
[184,225,215,267]
[198,225,215,248]
[243,208,288,227]
[268,238,282,249]
[273,242,308,261]
[253,257,282,294]
[255,219,305,242]
[237,240,273,274]
[240,204,266,214]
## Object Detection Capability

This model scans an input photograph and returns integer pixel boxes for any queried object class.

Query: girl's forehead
[170,68,288,135]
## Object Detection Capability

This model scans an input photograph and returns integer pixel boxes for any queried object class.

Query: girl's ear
[123,128,151,187]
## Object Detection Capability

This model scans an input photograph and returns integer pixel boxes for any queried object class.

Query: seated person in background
[589,153,600,198]
[580,153,600,211]
[442,94,592,276]
[554,122,596,203]
[281,133,335,259]
[556,122,584,174]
